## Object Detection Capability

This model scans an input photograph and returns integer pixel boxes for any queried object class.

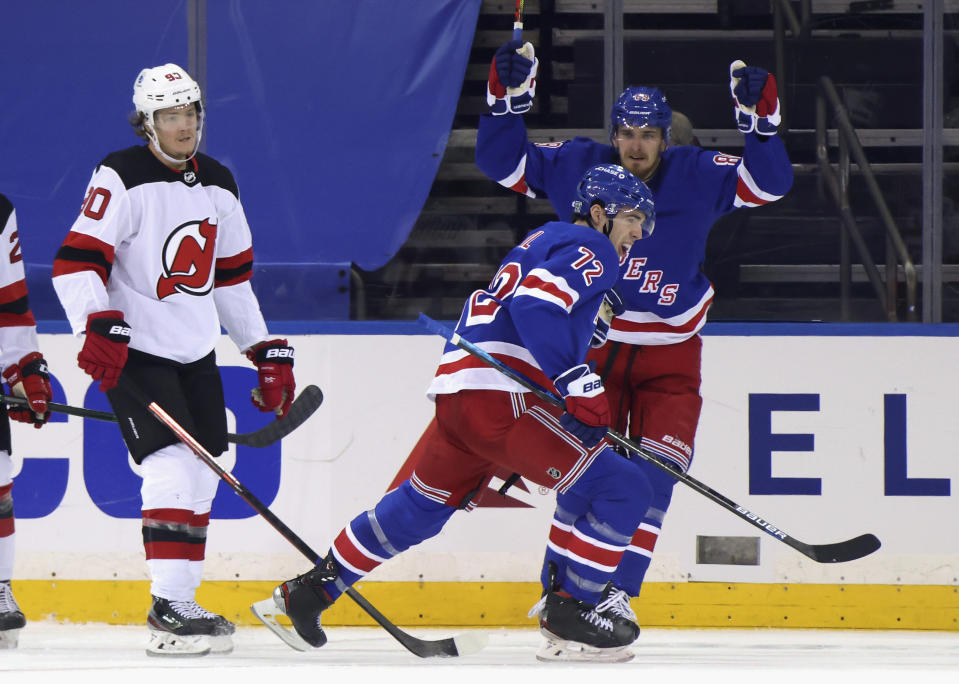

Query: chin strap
[585,213,613,237]
[146,120,203,166]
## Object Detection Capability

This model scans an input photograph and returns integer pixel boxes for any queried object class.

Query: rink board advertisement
[7,328,959,626]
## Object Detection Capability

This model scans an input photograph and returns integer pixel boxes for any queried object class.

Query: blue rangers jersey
[476,113,793,344]
[427,221,619,398]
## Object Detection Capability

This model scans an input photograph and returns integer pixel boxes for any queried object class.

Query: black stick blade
[344,587,487,657]
[232,385,323,447]
[795,533,882,563]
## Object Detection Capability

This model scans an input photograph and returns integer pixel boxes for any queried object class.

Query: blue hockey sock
[328,480,455,598]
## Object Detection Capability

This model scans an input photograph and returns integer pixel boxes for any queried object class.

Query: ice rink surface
[2,623,957,684]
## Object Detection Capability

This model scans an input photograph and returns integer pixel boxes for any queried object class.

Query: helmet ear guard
[571,164,656,238]
[609,86,672,144]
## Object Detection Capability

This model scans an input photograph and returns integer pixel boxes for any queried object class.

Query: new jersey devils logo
[156,218,218,299]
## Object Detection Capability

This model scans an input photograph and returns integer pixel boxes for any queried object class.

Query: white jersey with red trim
[427,221,619,398]
[52,145,268,363]
[0,194,41,371]
[476,113,794,345]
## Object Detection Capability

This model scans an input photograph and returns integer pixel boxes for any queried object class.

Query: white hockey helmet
[132,63,203,162]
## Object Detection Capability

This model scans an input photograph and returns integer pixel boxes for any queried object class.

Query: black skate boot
[270,554,339,648]
[593,584,640,638]
[526,560,560,625]
[146,596,236,657]
[0,581,26,649]
[535,579,639,663]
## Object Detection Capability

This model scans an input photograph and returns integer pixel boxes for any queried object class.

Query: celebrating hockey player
[0,194,53,650]
[51,64,296,657]
[256,165,656,663]
[478,41,794,640]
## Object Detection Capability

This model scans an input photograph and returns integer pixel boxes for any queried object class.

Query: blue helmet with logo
[571,164,656,238]
[609,86,672,143]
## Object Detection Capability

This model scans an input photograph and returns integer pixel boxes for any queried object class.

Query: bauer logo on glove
[78,310,131,392]
[247,339,296,417]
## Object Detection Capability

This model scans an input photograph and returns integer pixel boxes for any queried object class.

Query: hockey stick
[115,374,485,658]
[512,0,525,39]
[418,313,881,564]
[1,385,323,448]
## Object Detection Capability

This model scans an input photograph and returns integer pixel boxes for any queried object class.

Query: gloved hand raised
[729,60,781,135]
[553,362,610,448]
[590,288,626,348]
[78,310,131,391]
[246,339,296,417]
[487,39,538,115]
[3,352,52,428]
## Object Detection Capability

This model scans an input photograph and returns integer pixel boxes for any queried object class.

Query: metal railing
[772,0,919,321]
[771,0,810,133]
[815,76,918,321]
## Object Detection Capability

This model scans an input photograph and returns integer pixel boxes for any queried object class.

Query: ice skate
[530,570,639,663]
[252,554,338,651]
[146,595,235,656]
[0,581,25,649]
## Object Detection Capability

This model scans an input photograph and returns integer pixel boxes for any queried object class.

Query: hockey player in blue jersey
[478,42,794,635]
[257,166,656,662]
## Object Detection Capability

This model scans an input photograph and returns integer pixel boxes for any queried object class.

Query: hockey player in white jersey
[52,64,296,657]
[0,194,53,649]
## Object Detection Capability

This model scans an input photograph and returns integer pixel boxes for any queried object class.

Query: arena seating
[356,0,957,322]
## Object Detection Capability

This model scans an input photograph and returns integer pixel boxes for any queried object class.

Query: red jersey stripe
[736,176,767,206]
[436,352,552,390]
[520,273,575,309]
[0,281,28,307]
[215,248,253,271]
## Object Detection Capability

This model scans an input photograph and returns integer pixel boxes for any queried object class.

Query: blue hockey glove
[487,40,538,115]
[553,363,610,448]
[590,288,626,348]
[729,60,781,135]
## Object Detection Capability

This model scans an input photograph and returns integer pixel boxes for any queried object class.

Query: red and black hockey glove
[246,339,296,417]
[553,362,610,448]
[78,310,131,392]
[3,352,52,428]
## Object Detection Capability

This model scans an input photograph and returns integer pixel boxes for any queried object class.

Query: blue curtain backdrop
[0,0,480,320]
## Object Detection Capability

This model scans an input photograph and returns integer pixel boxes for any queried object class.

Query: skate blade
[536,637,634,663]
[209,634,234,655]
[250,596,313,652]
[0,628,21,649]
[146,630,211,657]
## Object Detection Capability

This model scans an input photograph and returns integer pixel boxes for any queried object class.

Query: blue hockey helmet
[571,164,656,238]
[609,86,672,143]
